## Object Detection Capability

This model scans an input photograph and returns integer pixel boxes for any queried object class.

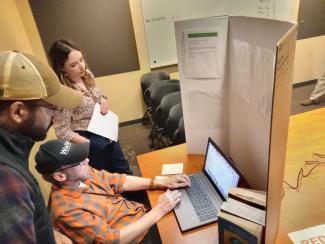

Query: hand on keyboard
[153,189,182,218]
[159,174,191,189]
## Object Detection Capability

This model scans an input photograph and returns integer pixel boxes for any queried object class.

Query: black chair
[143,79,179,110]
[149,83,180,148]
[155,91,182,130]
[173,117,186,145]
[143,79,179,136]
[140,70,170,96]
[140,71,170,124]
[165,103,183,145]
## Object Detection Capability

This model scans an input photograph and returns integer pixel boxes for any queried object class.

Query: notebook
[174,137,241,232]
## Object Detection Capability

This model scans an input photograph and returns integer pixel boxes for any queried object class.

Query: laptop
[174,137,242,232]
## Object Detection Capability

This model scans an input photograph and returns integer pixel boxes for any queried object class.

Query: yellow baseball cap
[0,50,82,109]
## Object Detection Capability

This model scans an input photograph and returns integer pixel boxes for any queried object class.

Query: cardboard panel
[227,17,295,190]
[266,25,297,244]
[175,15,297,243]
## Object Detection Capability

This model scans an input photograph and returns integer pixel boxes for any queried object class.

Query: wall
[294,36,325,83]
[292,0,325,83]
[10,0,324,124]
[14,0,178,123]
[0,0,179,201]
[0,0,32,52]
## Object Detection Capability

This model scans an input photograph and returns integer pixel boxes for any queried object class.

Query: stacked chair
[165,103,184,145]
[140,71,170,124]
[172,117,185,145]
[140,71,186,149]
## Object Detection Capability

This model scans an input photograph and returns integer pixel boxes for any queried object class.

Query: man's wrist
[149,177,166,190]
[149,206,165,221]
[148,178,157,190]
[149,178,154,189]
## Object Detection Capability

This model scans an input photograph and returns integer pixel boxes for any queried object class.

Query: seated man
[35,139,190,244]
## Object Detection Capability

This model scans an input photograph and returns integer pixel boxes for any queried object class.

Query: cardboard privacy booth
[175,16,297,244]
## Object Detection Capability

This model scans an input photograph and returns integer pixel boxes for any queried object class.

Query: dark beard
[16,115,53,141]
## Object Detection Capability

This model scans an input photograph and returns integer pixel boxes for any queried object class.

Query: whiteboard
[141,0,296,68]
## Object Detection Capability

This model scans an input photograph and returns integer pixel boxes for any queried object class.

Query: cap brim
[43,84,82,109]
[68,141,90,165]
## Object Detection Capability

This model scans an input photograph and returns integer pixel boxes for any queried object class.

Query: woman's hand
[100,97,109,115]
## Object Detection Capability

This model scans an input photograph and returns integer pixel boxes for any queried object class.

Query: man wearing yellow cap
[0,51,82,243]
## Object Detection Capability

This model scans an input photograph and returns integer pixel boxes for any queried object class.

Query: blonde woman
[48,39,131,174]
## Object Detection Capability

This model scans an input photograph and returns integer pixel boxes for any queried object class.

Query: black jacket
[0,125,55,243]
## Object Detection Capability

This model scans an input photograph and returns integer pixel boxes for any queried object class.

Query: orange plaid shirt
[50,168,147,243]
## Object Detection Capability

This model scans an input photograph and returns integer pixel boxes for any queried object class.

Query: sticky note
[161,163,183,175]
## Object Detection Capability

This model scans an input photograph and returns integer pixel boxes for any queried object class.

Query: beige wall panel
[294,36,325,83]
[0,0,32,52]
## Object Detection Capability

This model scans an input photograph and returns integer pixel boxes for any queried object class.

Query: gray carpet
[119,123,153,176]
[291,81,325,115]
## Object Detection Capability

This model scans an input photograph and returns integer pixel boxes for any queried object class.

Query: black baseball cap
[35,139,90,174]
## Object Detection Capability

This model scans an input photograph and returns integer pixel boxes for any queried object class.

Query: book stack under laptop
[218,187,266,244]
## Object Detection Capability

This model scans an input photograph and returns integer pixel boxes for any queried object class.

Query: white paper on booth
[288,224,325,244]
[183,29,221,79]
[187,90,223,130]
[251,46,275,119]
[231,39,252,104]
[87,103,119,142]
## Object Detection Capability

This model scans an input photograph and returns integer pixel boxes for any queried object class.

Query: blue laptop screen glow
[204,141,240,199]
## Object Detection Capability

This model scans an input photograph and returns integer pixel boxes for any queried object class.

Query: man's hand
[154,190,181,217]
[100,97,109,115]
[53,229,72,244]
[159,174,191,189]
[119,190,182,243]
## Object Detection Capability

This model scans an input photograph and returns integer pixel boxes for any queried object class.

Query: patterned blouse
[51,168,147,243]
[53,82,104,141]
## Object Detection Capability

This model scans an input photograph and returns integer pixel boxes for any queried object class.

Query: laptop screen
[204,138,240,200]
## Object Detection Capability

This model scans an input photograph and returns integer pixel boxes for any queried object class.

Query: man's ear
[52,171,67,182]
[9,101,29,124]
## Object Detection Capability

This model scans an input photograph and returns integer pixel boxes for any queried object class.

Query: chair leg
[142,107,153,125]
[150,123,158,148]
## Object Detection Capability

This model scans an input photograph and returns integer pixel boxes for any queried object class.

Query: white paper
[231,39,252,104]
[161,163,183,175]
[251,46,275,118]
[187,90,223,129]
[184,29,220,78]
[288,225,325,244]
[221,198,266,226]
[87,103,119,142]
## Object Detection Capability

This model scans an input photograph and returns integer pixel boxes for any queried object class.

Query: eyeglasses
[55,162,81,172]
[26,100,63,112]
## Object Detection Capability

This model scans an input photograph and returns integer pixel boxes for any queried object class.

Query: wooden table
[274,108,325,243]
[137,144,218,244]
[137,108,325,244]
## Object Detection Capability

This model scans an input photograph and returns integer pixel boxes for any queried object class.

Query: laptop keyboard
[186,174,218,221]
